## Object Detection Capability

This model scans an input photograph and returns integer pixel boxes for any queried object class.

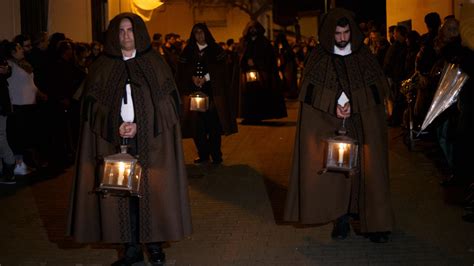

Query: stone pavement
[0,100,473,265]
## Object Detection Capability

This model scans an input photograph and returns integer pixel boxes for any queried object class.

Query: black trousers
[127,140,163,253]
[128,197,163,252]
[193,108,223,162]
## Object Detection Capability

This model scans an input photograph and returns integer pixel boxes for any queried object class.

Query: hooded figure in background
[177,23,237,165]
[284,8,394,243]
[67,13,192,265]
[239,20,287,124]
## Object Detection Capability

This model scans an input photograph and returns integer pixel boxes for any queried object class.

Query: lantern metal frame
[320,120,359,175]
[189,90,209,112]
[95,143,142,197]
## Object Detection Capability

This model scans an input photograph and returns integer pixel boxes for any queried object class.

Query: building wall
[386,0,456,34]
[48,0,92,42]
[107,0,270,43]
[0,0,21,41]
[299,16,318,39]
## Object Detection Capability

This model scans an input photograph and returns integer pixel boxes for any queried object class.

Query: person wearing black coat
[0,42,16,184]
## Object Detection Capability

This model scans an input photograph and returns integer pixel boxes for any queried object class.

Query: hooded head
[242,20,266,39]
[318,8,364,53]
[104,12,151,57]
[187,23,216,47]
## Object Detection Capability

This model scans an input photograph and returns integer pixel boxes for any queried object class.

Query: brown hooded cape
[239,20,288,120]
[67,13,192,243]
[177,23,238,138]
[284,8,394,233]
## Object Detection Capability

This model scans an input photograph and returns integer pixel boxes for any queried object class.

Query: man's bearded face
[334,25,351,48]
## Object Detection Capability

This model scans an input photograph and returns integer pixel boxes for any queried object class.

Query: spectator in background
[274,31,298,99]
[47,40,86,167]
[13,34,33,57]
[6,41,45,175]
[225,38,240,118]
[162,33,179,75]
[383,25,408,126]
[388,25,396,44]
[151,32,162,53]
[89,41,103,62]
[417,12,441,76]
[0,40,16,184]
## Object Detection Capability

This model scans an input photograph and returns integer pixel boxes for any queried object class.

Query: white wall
[0,0,21,41]
[48,0,92,42]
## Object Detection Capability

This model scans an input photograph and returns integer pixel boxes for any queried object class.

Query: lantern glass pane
[325,137,358,171]
[132,164,142,192]
[103,161,133,188]
[189,91,209,112]
[246,70,259,82]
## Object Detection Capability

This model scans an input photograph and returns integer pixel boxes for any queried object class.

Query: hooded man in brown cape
[239,20,287,124]
[284,8,394,243]
[176,23,237,165]
[67,13,192,265]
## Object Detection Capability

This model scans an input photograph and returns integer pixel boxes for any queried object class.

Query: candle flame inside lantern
[338,143,347,165]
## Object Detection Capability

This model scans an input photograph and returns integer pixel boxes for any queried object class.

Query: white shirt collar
[197,43,208,51]
[123,49,137,61]
[334,43,352,56]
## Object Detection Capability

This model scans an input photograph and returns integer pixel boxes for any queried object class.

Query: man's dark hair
[226,38,234,46]
[444,14,455,21]
[12,34,30,46]
[424,12,441,30]
[4,41,19,58]
[336,17,350,28]
[165,33,174,42]
[153,33,162,41]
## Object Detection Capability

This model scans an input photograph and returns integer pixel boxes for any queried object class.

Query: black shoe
[193,157,210,165]
[147,245,166,265]
[367,232,390,243]
[0,163,16,184]
[331,215,350,240]
[0,177,16,185]
[112,244,144,266]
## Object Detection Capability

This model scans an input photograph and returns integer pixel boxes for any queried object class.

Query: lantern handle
[338,118,347,135]
[120,138,129,153]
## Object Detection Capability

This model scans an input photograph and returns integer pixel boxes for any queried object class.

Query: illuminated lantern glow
[245,69,260,82]
[189,91,209,112]
[97,144,142,197]
[322,125,359,173]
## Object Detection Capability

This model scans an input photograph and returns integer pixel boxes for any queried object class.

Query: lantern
[323,126,359,173]
[96,144,142,197]
[245,69,260,82]
[189,91,209,112]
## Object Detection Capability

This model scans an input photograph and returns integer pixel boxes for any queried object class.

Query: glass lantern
[96,144,142,197]
[245,69,260,82]
[189,91,209,112]
[324,128,359,173]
